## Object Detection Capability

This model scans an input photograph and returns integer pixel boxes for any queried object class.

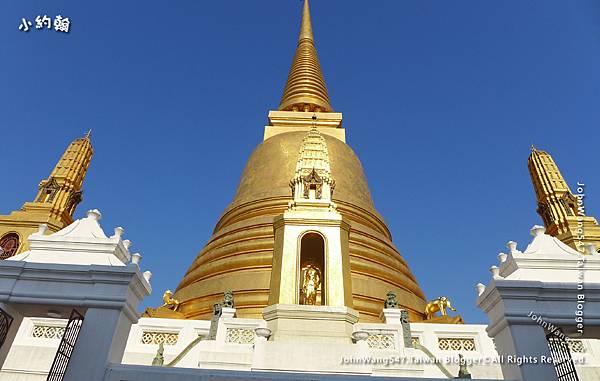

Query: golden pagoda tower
[174,0,427,322]
[0,132,93,258]
[528,146,600,253]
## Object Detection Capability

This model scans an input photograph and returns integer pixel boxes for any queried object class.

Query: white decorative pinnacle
[490,266,500,278]
[530,225,546,237]
[37,223,48,236]
[130,253,142,266]
[497,252,508,263]
[87,209,102,221]
[507,241,520,254]
[294,126,332,177]
[290,125,336,204]
[143,271,152,283]
[111,226,125,239]
[476,283,486,296]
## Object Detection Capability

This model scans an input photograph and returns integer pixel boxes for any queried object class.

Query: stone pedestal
[380,308,402,324]
[263,304,358,344]
[221,307,236,319]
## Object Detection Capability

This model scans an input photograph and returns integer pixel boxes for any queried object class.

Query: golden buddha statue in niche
[300,263,322,305]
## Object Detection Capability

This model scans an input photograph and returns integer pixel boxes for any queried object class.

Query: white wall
[2,316,600,380]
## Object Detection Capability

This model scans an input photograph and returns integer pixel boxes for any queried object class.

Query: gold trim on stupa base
[265,111,345,142]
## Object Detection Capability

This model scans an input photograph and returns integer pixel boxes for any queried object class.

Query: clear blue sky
[1,1,599,323]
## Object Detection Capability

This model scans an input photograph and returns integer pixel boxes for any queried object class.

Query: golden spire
[25,132,94,224]
[0,133,94,257]
[528,147,600,253]
[279,0,333,113]
[298,0,314,42]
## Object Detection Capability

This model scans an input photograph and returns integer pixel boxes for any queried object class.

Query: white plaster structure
[0,210,151,381]
[1,216,600,381]
[5,311,600,380]
[1,313,508,379]
[477,225,600,381]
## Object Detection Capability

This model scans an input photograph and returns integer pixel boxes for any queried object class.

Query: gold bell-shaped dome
[174,0,427,322]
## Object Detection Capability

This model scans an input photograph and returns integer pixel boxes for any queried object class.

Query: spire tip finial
[279,0,332,113]
[299,0,314,42]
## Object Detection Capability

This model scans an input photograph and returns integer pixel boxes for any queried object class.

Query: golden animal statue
[162,290,180,311]
[300,264,321,305]
[424,296,456,320]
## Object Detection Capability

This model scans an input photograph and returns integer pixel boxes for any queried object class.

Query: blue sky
[1,1,599,323]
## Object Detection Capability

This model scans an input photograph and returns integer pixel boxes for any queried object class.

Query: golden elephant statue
[425,296,456,320]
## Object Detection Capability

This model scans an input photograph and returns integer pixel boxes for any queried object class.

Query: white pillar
[380,308,402,324]
[63,308,135,381]
[220,307,236,319]
[0,304,24,369]
[492,323,557,381]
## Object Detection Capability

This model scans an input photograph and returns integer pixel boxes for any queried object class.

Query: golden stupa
[174,0,427,322]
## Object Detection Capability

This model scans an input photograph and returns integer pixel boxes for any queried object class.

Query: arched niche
[299,232,325,306]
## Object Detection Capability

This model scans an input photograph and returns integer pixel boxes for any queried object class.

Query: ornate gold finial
[85,129,92,140]
[299,0,314,42]
[279,0,333,113]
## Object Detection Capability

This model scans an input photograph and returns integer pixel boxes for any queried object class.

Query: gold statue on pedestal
[162,290,180,311]
[423,296,463,324]
[142,289,185,319]
[300,264,321,305]
[425,296,456,319]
